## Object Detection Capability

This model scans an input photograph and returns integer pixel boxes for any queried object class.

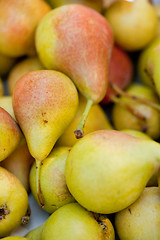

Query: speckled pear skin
[66,130,160,214]
[0,107,21,162]
[36,4,113,103]
[12,70,79,161]
[0,0,51,57]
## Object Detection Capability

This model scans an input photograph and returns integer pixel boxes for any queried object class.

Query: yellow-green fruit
[30,147,74,213]
[7,57,44,95]
[112,83,160,139]
[57,95,113,147]
[105,0,157,51]
[0,96,15,120]
[2,238,29,240]
[0,77,4,96]
[0,167,28,237]
[115,187,160,240]
[155,5,160,37]
[0,53,16,76]
[26,224,44,240]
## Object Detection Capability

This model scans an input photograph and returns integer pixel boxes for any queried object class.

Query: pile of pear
[0,0,160,240]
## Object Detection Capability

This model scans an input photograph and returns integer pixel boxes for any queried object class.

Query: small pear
[112,83,160,139]
[13,70,78,206]
[57,95,113,147]
[41,203,115,240]
[36,4,113,136]
[25,224,44,240]
[0,53,16,76]
[0,96,16,120]
[30,147,74,213]
[1,140,34,192]
[0,77,4,96]
[7,57,44,95]
[0,107,21,162]
[115,187,160,240]
[105,0,157,51]
[66,130,160,214]
[0,167,28,237]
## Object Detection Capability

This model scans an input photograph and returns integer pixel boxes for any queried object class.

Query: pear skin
[0,0,51,57]
[65,130,160,214]
[1,141,34,192]
[0,107,21,162]
[30,147,74,213]
[25,224,44,240]
[57,95,113,147]
[0,96,16,120]
[0,77,4,96]
[0,53,16,76]
[3,238,29,240]
[41,203,115,240]
[0,167,28,237]
[115,187,160,240]
[7,57,44,95]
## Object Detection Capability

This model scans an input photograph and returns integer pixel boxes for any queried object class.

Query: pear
[57,95,113,147]
[115,187,160,240]
[7,57,44,95]
[0,96,16,120]
[13,70,78,207]
[105,0,157,51]
[0,0,51,57]
[0,107,21,162]
[41,203,115,240]
[0,77,4,96]
[112,83,160,140]
[0,167,28,237]
[25,224,44,240]
[30,147,75,213]
[46,0,103,12]
[3,238,29,240]
[1,140,34,192]
[65,130,160,214]
[155,5,160,37]
[36,4,113,137]
[0,53,16,76]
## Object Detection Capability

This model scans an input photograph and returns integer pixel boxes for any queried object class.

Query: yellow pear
[25,224,44,240]
[0,53,16,76]
[0,96,16,120]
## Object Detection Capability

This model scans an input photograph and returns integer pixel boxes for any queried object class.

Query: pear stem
[74,99,93,139]
[110,83,160,111]
[21,205,31,225]
[35,159,44,209]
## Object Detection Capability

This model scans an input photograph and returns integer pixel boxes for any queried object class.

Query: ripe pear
[105,0,157,51]
[3,238,29,240]
[36,4,113,136]
[25,224,44,240]
[0,107,21,162]
[7,57,44,95]
[65,130,160,214]
[0,77,4,96]
[30,147,74,213]
[101,45,133,104]
[41,203,115,240]
[112,83,160,139]
[46,0,103,12]
[0,53,16,76]
[57,95,113,147]
[0,0,51,57]
[13,70,78,206]
[0,96,16,120]
[1,140,34,192]
[115,187,160,240]
[0,167,28,237]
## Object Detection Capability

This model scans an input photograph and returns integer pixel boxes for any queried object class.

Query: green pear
[57,95,113,147]
[25,224,44,240]
[112,83,160,140]
[0,167,28,237]
[0,53,16,76]
[41,203,115,240]
[0,77,4,96]
[30,147,74,213]
[46,0,103,12]
[3,238,29,240]
[115,187,160,240]
[7,57,44,95]
[0,107,21,162]
[65,130,160,214]
[13,70,78,207]
[105,0,157,51]
[36,4,113,136]
[0,96,16,120]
